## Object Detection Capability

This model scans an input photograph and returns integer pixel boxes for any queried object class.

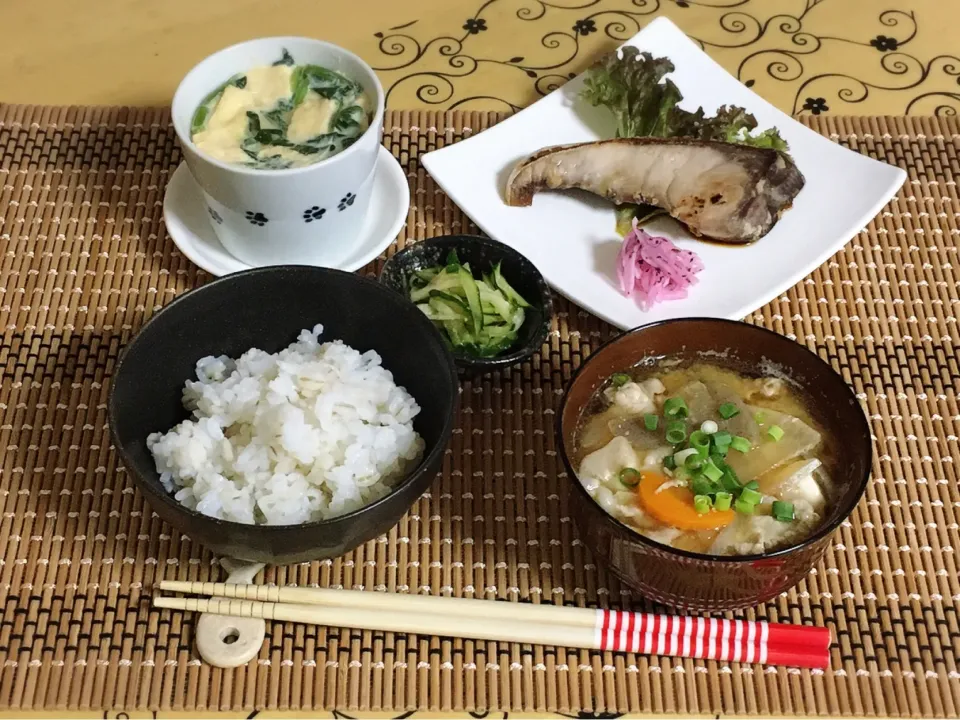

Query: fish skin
[504,137,806,244]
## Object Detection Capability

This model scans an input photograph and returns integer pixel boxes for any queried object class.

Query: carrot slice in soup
[637,471,735,531]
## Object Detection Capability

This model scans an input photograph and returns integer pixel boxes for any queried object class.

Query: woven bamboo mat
[0,106,958,717]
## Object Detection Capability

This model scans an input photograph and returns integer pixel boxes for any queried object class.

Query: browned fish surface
[505,137,806,244]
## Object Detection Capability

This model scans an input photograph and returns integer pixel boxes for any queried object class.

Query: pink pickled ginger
[616,221,703,310]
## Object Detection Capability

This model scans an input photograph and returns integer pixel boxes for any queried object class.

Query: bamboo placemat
[0,106,958,717]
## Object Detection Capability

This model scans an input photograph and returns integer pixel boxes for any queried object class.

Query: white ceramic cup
[171,37,385,268]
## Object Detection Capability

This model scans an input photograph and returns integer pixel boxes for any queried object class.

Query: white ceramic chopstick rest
[195,558,265,667]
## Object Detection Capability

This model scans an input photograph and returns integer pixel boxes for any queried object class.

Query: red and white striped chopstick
[157,582,831,669]
[592,608,828,667]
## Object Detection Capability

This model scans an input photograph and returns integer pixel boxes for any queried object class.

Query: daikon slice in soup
[573,361,838,556]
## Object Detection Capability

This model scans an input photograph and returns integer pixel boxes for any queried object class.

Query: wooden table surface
[2,0,959,116]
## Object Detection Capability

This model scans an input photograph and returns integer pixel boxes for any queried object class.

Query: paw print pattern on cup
[245,211,268,226]
[302,206,327,223]
[207,207,223,225]
[338,193,356,212]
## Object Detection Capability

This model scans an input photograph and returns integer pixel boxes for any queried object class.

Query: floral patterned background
[363,0,960,116]
[2,0,958,117]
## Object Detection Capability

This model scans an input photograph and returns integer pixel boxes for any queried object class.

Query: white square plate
[421,17,906,330]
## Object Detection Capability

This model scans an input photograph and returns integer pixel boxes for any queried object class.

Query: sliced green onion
[618,467,642,488]
[754,411,767,425]
[702,461,723,482]
[730,436,751,453]
[663,397,689,419]
[718,402,740,419]
[665,420,687,445]
[767,425,785,442]
[684,454,704,471]
[662,454,676,470]
[611,373,631,388]
[739,487,762,505]
[714,492,733,511]
[691,476,716,496]
[710,448,727,470]
[720,472,740,494]
[689,430,710,455]
[743,480,760,492]
[712,430,732,447]
[772,500,795,522]
[644,414,659,431]
[693,495,712,515]
[673,448,699,466]
[700,420,719,435]
[734,497,756,515]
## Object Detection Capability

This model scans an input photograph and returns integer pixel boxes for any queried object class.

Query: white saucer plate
[163,146,409,277]
[421,17,906,331]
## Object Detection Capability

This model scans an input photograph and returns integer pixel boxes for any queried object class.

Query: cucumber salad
[408,251,532,358]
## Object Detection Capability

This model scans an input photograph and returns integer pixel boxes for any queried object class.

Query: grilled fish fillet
[504,138,805,244]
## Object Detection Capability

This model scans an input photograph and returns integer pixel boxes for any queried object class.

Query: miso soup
[573,361,837,556]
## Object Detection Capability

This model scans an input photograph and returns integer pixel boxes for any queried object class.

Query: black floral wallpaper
[364,0,960,116]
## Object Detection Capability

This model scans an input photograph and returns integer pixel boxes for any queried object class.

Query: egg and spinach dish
[190,50,373,170]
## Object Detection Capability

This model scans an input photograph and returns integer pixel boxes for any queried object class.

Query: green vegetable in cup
[408,251,531,358]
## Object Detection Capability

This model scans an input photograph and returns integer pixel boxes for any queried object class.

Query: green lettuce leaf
[735,127,789,152]
[581,48,681,138]
[690,106,790,152]
[580,47,790,152]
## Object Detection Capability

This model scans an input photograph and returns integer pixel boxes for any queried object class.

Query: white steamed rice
[146,324,425,525]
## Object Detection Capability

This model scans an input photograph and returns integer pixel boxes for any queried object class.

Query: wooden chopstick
[154,596,828,668]
[156,595,598,652]
[160,580,612,628]
[156,583,830,668]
